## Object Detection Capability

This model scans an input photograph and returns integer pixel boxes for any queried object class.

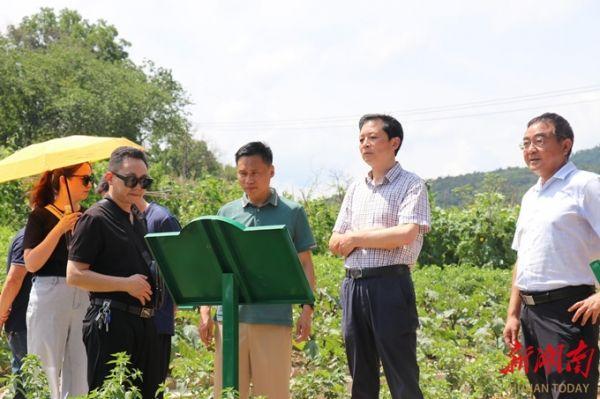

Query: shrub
[421,192,518,268]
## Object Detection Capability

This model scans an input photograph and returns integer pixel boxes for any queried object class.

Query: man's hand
[329,233,357,257]
[295,305,313,342]
[125,274,152,305]
[568,292,600,326]
[328,234,342,255]
[199,306,215,347]
[503,315,521,347]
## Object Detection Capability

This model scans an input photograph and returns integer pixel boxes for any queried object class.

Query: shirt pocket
[370,193,399,228]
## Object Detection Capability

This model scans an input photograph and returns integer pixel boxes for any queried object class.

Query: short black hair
[235,141,273,165]
[359,114,404,155]
[108,146,148,172]
[527,112,574,157]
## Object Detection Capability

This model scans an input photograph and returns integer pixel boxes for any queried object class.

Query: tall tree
[0,8,231,180]
[6,7,129,61]
[0,8,190,151]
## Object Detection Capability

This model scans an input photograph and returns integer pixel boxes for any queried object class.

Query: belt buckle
[349,268,363,279]
[521,294,536,306]
[140,307,152,318]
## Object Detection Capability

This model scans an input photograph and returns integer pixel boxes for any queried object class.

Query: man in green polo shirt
[199,141,316,399]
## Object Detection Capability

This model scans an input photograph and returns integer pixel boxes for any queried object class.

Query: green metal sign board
[145,215,315,391]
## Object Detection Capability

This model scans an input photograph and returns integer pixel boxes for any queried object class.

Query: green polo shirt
[216,189,315,326]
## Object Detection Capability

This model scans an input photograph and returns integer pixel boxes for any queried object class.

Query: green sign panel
[145,216,314,306]
[145,216,314,391]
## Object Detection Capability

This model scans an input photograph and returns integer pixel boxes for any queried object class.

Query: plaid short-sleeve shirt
[333,162,431,268]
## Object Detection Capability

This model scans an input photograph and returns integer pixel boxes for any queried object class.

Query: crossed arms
[329,223,420,257]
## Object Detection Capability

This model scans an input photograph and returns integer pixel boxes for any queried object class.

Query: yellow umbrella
[0,135,144,183]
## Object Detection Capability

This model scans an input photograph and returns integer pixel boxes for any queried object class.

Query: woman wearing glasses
[23,162,94,399]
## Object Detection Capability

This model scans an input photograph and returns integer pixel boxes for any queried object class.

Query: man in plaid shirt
[329,114,431,399]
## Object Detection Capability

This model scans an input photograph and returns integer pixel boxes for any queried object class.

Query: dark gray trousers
[341,273,423,399]
[520,290,599,399]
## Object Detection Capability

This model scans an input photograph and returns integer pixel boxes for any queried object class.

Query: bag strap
[44,204,64,220]
[97,198,153,272]
[97,198,164,308]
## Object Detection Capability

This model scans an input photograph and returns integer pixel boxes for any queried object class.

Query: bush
[420,192,518,268]
[0,180,29,227]
[3,355,50,399]
[86,352,144,399]
[147,170,242,226]
[300,197,339,255]
[1,353,148,399]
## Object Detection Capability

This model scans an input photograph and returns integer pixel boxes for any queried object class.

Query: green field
[0,235,529,398]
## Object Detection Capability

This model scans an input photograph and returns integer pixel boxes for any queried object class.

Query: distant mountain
[428,145,600,208]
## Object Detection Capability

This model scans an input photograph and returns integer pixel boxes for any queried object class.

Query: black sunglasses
[71,174,95,186]
[112,172,153,189]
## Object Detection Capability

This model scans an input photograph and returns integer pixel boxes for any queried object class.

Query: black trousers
[520,291,599,399]
[157,333,172,384]
[341,272,423,399]
[82,305,160,399]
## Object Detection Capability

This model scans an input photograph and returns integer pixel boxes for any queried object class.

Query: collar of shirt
[534,161,577,193]
[365,162,403,187]
[104,196,131,217]
[103,196,139,226]
[241,188,278,208]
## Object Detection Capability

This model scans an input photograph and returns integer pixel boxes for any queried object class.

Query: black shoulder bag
[97,198,165,310]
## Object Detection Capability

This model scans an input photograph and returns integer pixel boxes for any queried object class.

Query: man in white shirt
[503,113,600,398]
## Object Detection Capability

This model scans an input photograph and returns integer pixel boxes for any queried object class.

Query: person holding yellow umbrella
[23,162,93,399]
[0,135,143,399]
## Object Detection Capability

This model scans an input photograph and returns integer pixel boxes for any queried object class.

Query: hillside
[428,145,600,207]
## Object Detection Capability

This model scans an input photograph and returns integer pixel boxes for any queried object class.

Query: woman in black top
[24,162,93,399]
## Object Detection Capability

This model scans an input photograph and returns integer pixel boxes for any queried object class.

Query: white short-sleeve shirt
[513,161,600,291]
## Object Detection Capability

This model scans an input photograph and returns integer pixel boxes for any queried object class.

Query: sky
[2,1,600,194]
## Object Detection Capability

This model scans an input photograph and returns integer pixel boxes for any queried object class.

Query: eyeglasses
[519,133,555,151]
[71,174,95,186]
[112,172,153,189]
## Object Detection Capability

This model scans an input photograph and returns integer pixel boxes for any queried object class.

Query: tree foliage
[150,134,224,180]
[421,188,518,268]
[0,8,221,180]
[5,8,129,61]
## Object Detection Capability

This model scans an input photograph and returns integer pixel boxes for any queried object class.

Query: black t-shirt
[5,228,33,333]
[23,207,69,276]
[69,198,154,306]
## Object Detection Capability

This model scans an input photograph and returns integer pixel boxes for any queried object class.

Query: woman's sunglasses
[71,174,96,186]
[112,172,153,189]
